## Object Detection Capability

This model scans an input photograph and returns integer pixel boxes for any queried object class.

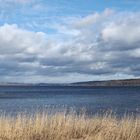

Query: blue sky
[0,0,140,83]
[1,0,140,31]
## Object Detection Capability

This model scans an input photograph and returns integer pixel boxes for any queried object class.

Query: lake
[0,86,140,116]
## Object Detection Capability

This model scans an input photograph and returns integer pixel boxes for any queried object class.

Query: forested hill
[72,79,140,86]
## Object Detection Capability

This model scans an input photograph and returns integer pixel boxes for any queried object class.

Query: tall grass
[0,112,140,140]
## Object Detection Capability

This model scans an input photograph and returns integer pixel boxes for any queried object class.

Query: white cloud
[102,22,140,44]
[74,8,114,28]
[0,24,45,54]
[0,9,140,82]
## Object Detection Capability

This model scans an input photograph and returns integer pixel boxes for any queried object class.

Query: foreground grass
[0,112,140,140]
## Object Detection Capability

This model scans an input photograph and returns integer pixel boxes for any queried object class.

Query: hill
[72,78,140,86]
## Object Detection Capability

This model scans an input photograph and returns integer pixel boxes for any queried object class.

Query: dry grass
[0,112,140,140]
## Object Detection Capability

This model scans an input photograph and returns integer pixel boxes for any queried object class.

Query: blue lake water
[0,86,140,116]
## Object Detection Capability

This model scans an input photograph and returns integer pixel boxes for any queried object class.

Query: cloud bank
[0,9,140,82]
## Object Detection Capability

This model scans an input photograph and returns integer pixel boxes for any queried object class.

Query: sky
[0,0,140,83]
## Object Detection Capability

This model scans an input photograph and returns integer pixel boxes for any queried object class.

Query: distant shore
[0,112,140,140]
[0,78,140,87]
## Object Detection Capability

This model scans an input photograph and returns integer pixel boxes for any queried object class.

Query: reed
[0,112,139,140]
